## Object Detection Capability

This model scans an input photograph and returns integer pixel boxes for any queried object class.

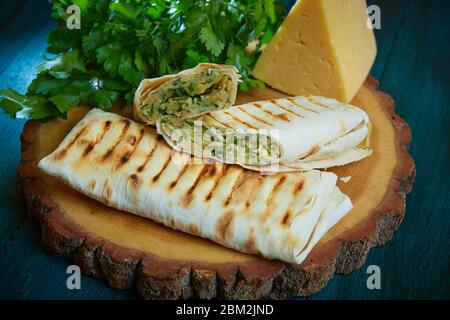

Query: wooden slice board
[18,77,415,299]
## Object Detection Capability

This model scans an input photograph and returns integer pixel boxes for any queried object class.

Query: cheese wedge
[252,0,377,102]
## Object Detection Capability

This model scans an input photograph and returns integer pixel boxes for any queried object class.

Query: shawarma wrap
[38,109,352,264]
[134,63,239,125]
[157,95,372,172]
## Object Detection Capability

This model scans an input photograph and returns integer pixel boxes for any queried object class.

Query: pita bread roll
[134,63,240,125]
[158,95,372,172]
[38,109,352,264]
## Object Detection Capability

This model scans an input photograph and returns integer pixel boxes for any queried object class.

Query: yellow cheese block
[252,0,377,102]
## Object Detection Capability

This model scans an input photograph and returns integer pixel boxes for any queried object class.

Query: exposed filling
[141,68,233,121]
[161,119,281,166]
[162,117,371,167]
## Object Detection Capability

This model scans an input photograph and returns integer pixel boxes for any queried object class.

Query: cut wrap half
[157,95,372,172]
[134,63,240,125]
[38,109,352,264]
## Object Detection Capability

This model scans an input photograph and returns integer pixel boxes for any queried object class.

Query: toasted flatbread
[38,109,352,264]
[158,95,372,171]
[134,63,240,125]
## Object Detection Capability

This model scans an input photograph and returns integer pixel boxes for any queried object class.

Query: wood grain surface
[0,0,448,299]
[18,77,414,299]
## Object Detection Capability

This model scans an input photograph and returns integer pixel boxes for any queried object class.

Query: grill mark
[281,210,292,225]
[223,111,258,129]
[87,180,96,191]
[101,119,131,160]
[186,165,210,195]
[292,180,304,196]
[266,175,287,208]
[83,120,112,156]
[275,113,292,122]
[244,235,257,252]
[169,163,189,189]
[238,107,272,126]
[187,223,199,235]
[53,125,88,160]
[102,179,112,204]
[287,97,319,114]
[205,114,233,129]
[83,144,94,156]
[128,135,137,145]
[307,96,331,109]
[205,165,228,201]
[223,170,244,206]
[129,173,141,189]
[181,165,210,208]
[253,103,291,122]
[136,140,157,172]
[245,176,264,208]
[280,180,305,226]
[116,128,145,170]
[216,210,235,241]
[270,100,305,119]
[209,165,217,177]
[120,154,130,165]
[151,152,172,183]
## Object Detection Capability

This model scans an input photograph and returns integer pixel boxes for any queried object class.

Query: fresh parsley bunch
[0,0,285,120]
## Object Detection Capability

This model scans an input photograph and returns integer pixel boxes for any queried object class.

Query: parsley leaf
[118,53,145,86]
[0,88,27,118]
[97,44,122,78]
[199,23,225,57]
[47,27,82,54]
[25,97,61,120]
[263,0,276,23]
[49,93,80,113]
[93,89,120,111]
[0,88,61,120]
[28,73,64,95]
[46,50,86,79]
[184,49,209,68]
[226,43,252,72]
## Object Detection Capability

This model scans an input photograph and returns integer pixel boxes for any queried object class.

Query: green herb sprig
[0,0,285,120]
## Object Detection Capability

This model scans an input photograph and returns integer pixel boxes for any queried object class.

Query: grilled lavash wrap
[134,63,239,125]
[157,95,372,172]
[38,109,353,264]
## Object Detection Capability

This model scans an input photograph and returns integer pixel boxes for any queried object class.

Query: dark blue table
[0,0,448,300]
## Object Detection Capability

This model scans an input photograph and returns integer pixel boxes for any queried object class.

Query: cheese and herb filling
[134,63,239,125]
[161,118,281,166]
